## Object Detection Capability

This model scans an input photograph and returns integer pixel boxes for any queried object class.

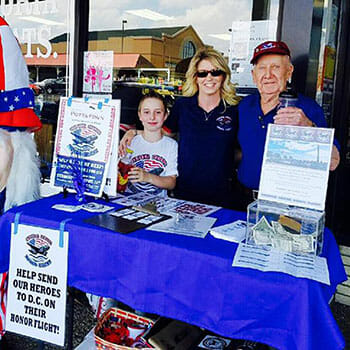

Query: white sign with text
[78,97,121,197]
[50,97,118,197]
[6,223,69,346]
[229,20,277,88]
[258,124,334,211]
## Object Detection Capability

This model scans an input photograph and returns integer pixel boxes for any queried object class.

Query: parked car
[29,79,42,95]
[37,77,68,95]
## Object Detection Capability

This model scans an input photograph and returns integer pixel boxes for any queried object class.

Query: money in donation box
[246,200,325,255]
[246,122,334,256]
[117,148,133,193]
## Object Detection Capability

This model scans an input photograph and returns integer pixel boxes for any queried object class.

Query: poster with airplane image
[50,97,118,197]
[258,124,334,211]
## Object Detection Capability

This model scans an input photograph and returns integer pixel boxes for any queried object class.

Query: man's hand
[119,129,137,157]
[274,107,313,126]
[330,145,340,171]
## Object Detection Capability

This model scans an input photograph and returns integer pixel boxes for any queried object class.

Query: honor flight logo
[216,116,232,131]
[25,234,52,268]
[68,123,101,157]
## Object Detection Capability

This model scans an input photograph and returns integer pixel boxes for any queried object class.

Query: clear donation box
[246,199,325,255]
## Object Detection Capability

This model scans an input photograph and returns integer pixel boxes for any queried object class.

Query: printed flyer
[229,20,277,88]
[258,124,334,211]
[50,97,118,197]
[83,50,114,93]
[6,223,69,346]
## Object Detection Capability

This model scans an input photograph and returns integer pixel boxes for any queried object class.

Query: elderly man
[236,40,340,205]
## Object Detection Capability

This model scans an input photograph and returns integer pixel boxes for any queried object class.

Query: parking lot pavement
[3,296,350,349]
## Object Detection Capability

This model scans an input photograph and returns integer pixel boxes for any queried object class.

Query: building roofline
[51,26,188,43]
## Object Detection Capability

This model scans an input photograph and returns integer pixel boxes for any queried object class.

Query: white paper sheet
[258,125,334,211]
[229,20,277,88]
[147,214,217,238]
[210,220,247,243]
[232,243,330,285]
[83,51,114,93]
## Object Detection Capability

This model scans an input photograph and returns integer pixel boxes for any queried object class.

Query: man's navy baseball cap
[250,40,291,64]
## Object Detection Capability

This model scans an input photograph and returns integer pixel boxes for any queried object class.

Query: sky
[1,0,279,56]
[89,0,255,55]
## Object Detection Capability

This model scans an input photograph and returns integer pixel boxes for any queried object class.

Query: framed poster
[50,97,118,197]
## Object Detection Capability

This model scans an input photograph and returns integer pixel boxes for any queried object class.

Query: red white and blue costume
[0,17,42,340]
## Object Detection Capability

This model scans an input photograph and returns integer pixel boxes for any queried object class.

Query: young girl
[122,91,178,196]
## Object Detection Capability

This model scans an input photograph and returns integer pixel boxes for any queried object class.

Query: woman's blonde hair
[182,47,239,106]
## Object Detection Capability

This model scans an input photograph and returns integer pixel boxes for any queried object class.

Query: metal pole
[72,0,89,97]
[121,19,127,54]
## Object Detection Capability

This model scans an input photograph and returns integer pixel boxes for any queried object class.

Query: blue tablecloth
[0,194,346,350]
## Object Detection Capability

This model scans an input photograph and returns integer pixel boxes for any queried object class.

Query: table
[0,194,347,350]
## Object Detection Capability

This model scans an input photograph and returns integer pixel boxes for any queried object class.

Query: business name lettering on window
[1,0,59,59]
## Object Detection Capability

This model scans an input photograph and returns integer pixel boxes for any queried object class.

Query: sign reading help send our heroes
[6,223,69,346]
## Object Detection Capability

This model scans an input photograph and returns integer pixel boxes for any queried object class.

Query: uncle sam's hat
[0,17,41,131]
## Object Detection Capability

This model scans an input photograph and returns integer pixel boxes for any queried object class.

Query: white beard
[2,130,41,212]
[0,130,13,193]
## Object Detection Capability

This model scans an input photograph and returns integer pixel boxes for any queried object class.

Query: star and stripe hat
[0,16,41,131]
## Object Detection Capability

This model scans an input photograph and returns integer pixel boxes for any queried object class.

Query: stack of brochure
[210,220,247,243]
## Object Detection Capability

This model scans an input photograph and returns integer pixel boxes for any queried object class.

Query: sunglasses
[196,69,225,78]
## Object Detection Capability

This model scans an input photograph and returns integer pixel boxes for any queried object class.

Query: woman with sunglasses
[120,47,240,207]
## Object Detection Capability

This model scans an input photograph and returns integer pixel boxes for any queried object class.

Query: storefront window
[309,0,340,125]
[87,1,260,85]
[182,40,196,59]
[0,0,281,178]
[0,0,72,179]
[86,0,280,129]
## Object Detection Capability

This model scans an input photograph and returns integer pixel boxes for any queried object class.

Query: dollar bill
[272,237,293,252]
[272,221,290,237]
[292,234,315,253]
[252,216,274,245]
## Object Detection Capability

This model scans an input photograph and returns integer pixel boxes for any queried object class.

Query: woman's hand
[119,130,137,157]
[274,107,313,126]
[128,167,149,183]
[330,145,340,171]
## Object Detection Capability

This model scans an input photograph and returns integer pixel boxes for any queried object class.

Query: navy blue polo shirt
[165,95,238,207]
[238,91,329,190]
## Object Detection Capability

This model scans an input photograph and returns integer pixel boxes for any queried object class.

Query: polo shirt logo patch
[216,116,232,131]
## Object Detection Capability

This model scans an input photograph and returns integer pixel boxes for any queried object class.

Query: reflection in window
[182,40,196,59]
